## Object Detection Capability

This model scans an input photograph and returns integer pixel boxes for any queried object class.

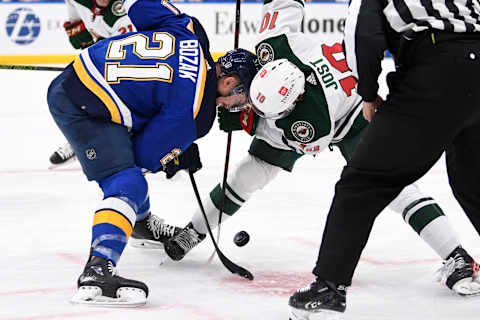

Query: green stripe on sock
[209,184,241,216]
[225,183,245,204]
[408,204,445,234]
[402,197,434,219]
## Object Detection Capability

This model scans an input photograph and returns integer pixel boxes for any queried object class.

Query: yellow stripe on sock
[93,210,133,237]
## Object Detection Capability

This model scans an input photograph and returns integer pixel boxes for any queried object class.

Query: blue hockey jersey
[64,0,217,172]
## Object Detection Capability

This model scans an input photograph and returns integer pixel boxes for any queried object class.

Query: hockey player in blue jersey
[47,0,258,306]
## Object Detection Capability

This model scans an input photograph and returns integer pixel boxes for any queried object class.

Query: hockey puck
[233,231,250,247]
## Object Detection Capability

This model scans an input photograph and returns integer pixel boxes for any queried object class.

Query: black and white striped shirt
[385,0,480,33]
[343,0,480,101]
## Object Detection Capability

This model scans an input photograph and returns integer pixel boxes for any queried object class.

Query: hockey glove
[239,105,258,136]
[63,20,94,49]
[218,105,242,132]
[164,143,202,179]
[217,105,258,136]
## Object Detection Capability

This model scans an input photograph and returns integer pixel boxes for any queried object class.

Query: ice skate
[71,256,148,307]
[49,143,76,167]
[130,214,181,249]
[164,222,206,261]
[436,246,480,296]
[289,278,346,320]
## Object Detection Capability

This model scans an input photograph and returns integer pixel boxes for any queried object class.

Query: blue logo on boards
[6,8,41,45]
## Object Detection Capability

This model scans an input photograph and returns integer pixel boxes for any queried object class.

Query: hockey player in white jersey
[64,0,135,49]
[163,0,480,309]
[50,0,136,166]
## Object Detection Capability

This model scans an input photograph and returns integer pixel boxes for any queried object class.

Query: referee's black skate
[164,222,206,261]
[436,246,480,296]
[71,256,148,307]
[289,278,346,320]
[130,213,181,249]
[49,143,76,165]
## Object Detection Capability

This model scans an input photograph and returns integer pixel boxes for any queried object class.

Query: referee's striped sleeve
[383,0,480,33]
[343,0,389,102]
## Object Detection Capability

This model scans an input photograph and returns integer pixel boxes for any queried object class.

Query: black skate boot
[289,278,346,320]
[49,143,75,165]
[436,246,480,296]
[164,222,206,261]
[130,213,181,249]
[71,256,148,306]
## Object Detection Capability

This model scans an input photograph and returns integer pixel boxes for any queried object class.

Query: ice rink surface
[1,60,479,320]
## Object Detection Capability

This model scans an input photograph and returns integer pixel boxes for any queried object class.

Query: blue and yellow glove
[164,143,202,179]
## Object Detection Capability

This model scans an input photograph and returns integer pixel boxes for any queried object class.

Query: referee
[288,0,480,318]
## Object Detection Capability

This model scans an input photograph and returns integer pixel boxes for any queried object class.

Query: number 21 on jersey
[104,32,175,84]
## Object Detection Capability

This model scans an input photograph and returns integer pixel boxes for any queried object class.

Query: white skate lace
[56,143,74,159]
[175,228,202,252]
[107,261,117,276]
[147,215,176,239]
[437,255,466,284]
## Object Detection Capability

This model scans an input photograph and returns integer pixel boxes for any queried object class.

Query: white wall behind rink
[0,2,348,56]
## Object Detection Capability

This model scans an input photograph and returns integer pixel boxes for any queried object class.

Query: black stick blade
[218,250,254,280]
[189,172,254,281]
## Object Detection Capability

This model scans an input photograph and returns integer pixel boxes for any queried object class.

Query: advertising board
[0,0,348,63]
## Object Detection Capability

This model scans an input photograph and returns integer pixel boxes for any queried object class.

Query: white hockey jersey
[65,0,136,41]
[253,0,364,155]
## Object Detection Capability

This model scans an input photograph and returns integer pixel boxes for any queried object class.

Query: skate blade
[289,307,343,320]
[70,286,147,307]
[453,278,480,297]
[48,156,77,170]
[130,238,165,249]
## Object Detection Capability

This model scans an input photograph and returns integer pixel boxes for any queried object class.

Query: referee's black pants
[313,31,480,286]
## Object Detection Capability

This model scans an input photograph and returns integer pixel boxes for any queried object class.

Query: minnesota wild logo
[111,0,126,16]
[291,121,315,143]
[257,43,274,66]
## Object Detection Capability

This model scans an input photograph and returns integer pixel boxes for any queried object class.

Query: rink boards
[0,0,348,64]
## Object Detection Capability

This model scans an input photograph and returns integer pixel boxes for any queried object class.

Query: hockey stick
[0,65,64,72]
[208,0,243,263]
[233,0,241,49]
[189,171,253,280]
